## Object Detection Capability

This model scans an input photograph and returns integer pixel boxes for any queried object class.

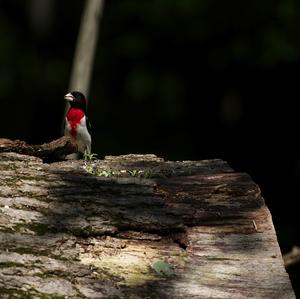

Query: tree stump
[0,145,295,298]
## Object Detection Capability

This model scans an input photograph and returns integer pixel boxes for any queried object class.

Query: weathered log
[0,151,295,298]
[0,137,76,162]
[284,246,300,268]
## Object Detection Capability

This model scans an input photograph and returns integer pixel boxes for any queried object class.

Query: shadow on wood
[0,144,295,298]
[0,137,76,162]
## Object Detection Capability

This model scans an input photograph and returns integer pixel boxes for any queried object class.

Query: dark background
[0,0,299,294]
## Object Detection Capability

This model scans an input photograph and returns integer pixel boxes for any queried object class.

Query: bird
[64,91,92,158]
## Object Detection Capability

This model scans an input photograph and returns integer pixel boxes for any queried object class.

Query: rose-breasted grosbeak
[64,91,92,157]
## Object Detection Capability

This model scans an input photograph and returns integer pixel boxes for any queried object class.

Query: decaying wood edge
[284,246,300,268]
[0,137,76,162]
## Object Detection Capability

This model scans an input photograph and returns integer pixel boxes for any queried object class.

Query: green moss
[0,289,33,299]
[143,169,166,179]
[151,260,175,276]
[0,262,24,268]
[0,288,67,299]
[96,169,115,177]
[83,162,172,179]
[0,163,17,171]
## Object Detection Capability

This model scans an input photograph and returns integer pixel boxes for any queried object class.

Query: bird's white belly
[65,116,91,153]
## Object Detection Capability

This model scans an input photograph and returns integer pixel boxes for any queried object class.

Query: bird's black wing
[62,115,66,135]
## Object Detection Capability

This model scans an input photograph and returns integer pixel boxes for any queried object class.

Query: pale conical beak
[64,93,74,101]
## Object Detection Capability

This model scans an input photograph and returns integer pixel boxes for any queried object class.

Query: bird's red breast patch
[66,108,85,138]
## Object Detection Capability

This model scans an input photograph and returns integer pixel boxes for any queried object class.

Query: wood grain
[0,151,295,298]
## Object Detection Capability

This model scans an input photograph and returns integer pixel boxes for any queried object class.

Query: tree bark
[0,137,76,162]
[68,0,105,97]
[0,149,295,298]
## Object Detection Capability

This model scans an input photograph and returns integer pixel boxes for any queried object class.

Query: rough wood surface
[0,137,76,162]
[0,151,295,298]
[284,246,300,268]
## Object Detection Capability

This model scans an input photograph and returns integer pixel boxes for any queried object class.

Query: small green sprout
[127,169,141,177]
[96,169,114,177]
[85,152,98,161]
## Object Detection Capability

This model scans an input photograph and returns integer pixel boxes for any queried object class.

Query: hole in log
[171,232,188,250]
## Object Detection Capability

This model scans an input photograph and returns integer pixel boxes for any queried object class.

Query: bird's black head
[64,91,87,111]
